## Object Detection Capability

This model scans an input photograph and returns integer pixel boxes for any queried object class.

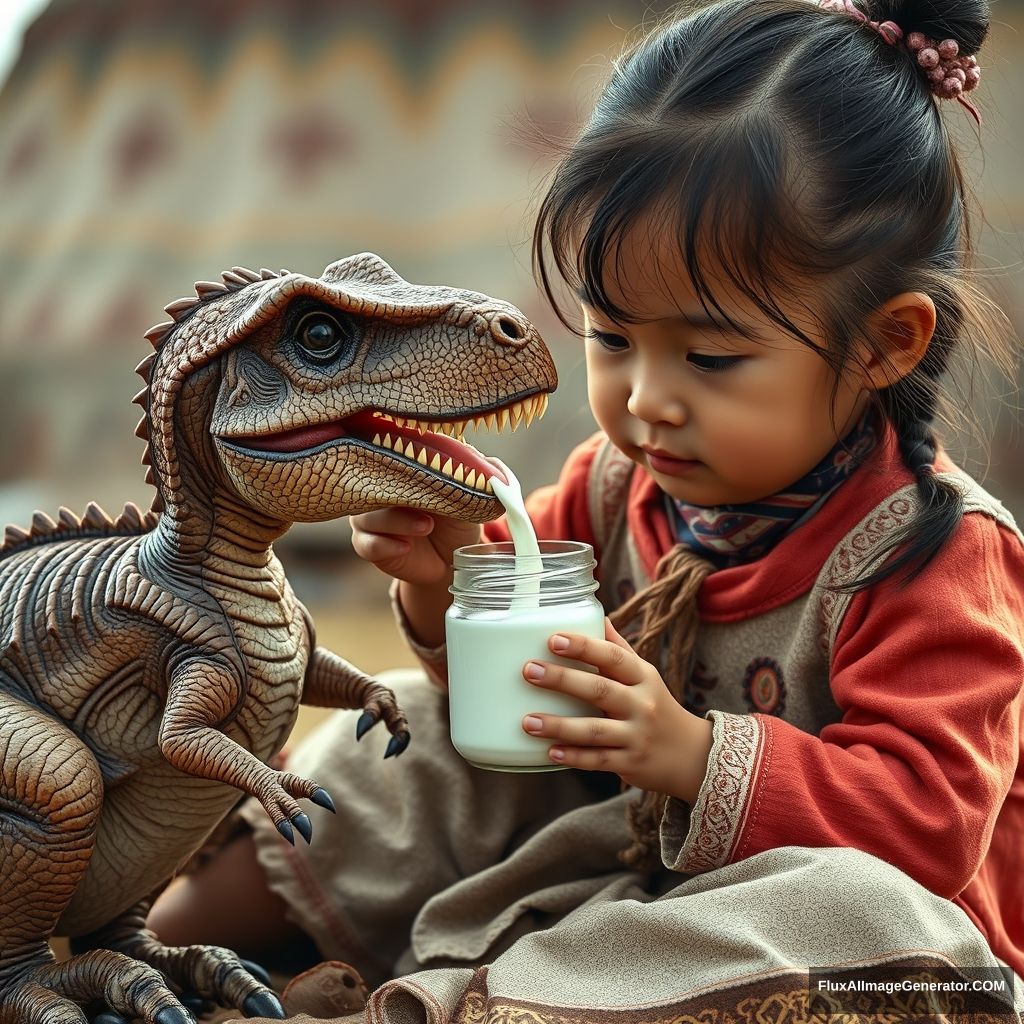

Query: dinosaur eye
[296,311,348,361]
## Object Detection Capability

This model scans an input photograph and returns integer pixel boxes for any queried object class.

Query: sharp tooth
[394,438,405,455]
[382,434,394,449]
[414,420,427,435]
[373,433,381,446]
[484,476,493,493]
[523,400,535,427]
[417,448,429,466]
[538,394,549,418]
[471,416,482,431]
[430,452,441,470]
[465,469,478,489]
[498,408,510,432]
[485,413,498,431]
[442,456,454,476]
[510,404,523,430]
[454,464,465,483]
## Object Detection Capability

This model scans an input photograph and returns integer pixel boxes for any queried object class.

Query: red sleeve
[732,514,1024,897]
[482,432,605,551]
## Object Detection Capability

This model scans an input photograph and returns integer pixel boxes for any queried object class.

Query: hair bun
[869,0,989,54]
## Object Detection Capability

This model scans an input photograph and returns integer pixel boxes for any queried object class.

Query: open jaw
[218,393,550,495]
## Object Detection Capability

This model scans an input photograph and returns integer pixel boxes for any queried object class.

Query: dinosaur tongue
[231,410,505,484]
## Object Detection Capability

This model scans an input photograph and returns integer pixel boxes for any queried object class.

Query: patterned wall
[0,0,1020,540]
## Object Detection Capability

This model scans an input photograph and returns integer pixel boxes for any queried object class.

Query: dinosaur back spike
[31,511,57,535]
[57,507,81,529]
[4,524,29,546]
[164,296,202,321]
[135,417,149,440]
[194,280,229,299]
[135,353,157,382]
[83,502,114,529]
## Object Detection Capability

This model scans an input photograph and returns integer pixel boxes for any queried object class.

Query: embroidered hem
[660,710,761,873]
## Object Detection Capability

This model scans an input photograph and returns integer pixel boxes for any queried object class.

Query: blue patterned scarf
[669,411,879,568]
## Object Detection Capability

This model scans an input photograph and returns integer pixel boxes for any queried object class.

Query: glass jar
[445,540,604,772]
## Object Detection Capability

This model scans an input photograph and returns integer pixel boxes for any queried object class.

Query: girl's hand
[521,618,714,803]
[349,508,481,587]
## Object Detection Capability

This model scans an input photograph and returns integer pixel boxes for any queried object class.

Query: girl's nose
[626,373,687,426]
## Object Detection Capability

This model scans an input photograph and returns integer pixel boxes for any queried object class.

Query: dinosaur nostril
[494,316,525,342]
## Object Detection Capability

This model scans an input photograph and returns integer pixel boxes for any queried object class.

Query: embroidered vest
[587,439,1023,732]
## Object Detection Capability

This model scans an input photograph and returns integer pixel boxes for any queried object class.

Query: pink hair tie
[818,0,982,124]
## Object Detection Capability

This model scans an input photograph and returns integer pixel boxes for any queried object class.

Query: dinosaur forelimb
[302,646,411,757]
[159,660,327,844]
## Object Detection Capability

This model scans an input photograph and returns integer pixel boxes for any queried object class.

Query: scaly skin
[0,253,557,1023]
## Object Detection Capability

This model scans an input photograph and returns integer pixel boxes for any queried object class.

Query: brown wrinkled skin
[0,253,557,1023]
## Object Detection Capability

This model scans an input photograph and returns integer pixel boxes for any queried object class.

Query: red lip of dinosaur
[218,402,558,488]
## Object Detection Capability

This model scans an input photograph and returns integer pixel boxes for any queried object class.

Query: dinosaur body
[0,254,556,1023]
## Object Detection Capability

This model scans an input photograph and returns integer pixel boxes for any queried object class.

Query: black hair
[532,0,1014,592]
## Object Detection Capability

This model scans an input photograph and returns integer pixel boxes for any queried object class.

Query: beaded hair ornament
[818,0,982,123]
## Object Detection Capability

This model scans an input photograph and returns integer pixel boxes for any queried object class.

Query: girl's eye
[687,352,745,373]
[585,328,629,352]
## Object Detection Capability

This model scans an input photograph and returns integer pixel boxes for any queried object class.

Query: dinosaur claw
[154,1007,196,1024]
[311,787,336,813]
[242,990,287,1019]
[292,811,313,844]
[384,730,411,759]
[239,958,273,986]
[93,1013,132,1024]
[276,819,295,844]
[355,710,377,739]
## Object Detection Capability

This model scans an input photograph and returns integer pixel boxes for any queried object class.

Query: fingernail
[550,747,565,761]
[550,634,570,652]
[524,715,543,732]
[524,662,546,680]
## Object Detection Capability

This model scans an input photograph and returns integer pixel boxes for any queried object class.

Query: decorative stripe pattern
[660,710,761,873]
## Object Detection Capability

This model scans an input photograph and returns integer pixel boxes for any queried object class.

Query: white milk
[445,459,604,772]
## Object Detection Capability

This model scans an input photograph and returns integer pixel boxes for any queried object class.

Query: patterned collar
[669,410,880,568]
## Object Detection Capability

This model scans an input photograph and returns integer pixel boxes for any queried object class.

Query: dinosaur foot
[86,945,285,1023]
[0,949,196,1024]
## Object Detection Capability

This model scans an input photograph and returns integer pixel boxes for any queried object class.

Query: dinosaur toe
[241,990,286,1019]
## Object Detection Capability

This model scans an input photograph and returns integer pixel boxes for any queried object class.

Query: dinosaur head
[137,254,557,527]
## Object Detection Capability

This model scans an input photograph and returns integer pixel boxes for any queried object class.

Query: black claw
[384,730,411,759]
[239,958,273,987]
[355,710,377,740]
[242,990,287,1019]
[93,1014,131,1024]
[310,786,336,813]
[276,818,295,844]
[292,811,313,844]
[154,1007,195,1024]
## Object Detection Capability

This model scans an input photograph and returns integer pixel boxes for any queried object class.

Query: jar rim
[454,540,593,561]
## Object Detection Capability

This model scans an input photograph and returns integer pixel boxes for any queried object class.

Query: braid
[843,382,965,592]
[609,545,715,872]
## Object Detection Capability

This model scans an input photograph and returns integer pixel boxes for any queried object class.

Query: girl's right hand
[348,508,482,587]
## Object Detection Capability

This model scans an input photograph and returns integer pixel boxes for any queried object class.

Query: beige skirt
[239,671,1022,1023]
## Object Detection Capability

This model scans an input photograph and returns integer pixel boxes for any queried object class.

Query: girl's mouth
[643,449,703,477]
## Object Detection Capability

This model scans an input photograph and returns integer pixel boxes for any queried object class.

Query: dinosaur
[0,253,557,1024]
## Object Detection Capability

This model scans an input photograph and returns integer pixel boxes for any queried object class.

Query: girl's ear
[860,292,936,388]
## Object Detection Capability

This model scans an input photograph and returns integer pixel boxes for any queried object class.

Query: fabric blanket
[236,671,1023,1023]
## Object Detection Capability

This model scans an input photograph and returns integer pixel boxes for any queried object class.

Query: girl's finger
[547,630,647,685]
[349,530,411,564]
[523,661,629,714]
[522,713,628,749]
[546,744,621,772]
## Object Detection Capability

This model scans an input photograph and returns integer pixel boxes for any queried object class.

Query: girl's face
[582,225,872,507]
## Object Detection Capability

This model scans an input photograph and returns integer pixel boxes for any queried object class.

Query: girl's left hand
[521,618,713,803]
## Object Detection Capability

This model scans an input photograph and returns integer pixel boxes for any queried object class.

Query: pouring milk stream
[444,457,604,771]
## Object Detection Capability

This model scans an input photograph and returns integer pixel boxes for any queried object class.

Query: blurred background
[0,0,1021,742]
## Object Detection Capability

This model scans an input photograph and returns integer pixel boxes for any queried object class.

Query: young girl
[149,0,1024,1018]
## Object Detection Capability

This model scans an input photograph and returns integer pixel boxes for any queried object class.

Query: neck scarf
[669,410,879,568]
